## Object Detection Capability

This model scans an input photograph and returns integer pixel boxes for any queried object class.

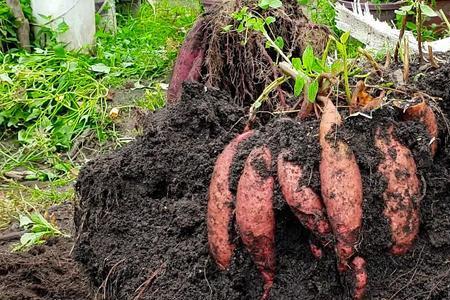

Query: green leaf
[265,40,272,48]
[340,32,350,44]
[222,25,233,32]
[253,18,266,32]
[331,59,344,74]
[0,73,13,84]
[307,79,319,103]
[274,36,284,50]
[311,59,325,73]
[399,5,413,11]
[90,63,111,74]
[335,41,345,54]
[258,0,283,9]
[265,16,276,25]
[302,45,314,70]
[237,22,245,33]
[297,0,308,5]
[395,9,407,16]
[292,57,302,71]
[18,215,33,228]
[53,44,66,57]
[29,212,52,229]
[420,4,438,17]
[16,232,47,250]
[294,76,305,97]
[56,21,69,34]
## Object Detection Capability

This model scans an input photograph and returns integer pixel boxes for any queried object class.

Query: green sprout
[13,211,69,252]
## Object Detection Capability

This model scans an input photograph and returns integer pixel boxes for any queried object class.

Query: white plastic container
[31,0,96,50]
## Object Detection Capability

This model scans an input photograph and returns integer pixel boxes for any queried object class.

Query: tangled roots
[202,0,329,106]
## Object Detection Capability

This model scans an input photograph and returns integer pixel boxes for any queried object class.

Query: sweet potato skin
[236,146,275,300]
[352,257,368,300]
[319,99,363,270]
[207,131,254,270]
[375,125,421,255]
[403,101,438,156]
[167,19,205,103]
[277,151,332,244]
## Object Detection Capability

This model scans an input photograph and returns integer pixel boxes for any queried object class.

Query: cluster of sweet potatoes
[206,96,438,299]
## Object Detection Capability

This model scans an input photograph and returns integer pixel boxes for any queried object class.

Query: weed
[0,1,199,228]
[0,1,199,178]
[0,178,75,229]
[13,211,68,251]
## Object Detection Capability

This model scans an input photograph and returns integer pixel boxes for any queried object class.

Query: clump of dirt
[0,204,91,300]
[74,78,450,299]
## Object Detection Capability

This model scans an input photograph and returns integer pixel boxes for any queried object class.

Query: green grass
[0,0,200,228]
[0,178,75,230]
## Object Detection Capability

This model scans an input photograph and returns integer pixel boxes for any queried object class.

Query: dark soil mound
[0,204,91,300]
[74,81,450,299]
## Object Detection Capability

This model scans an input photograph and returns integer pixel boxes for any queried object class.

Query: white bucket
[31,0,96,50]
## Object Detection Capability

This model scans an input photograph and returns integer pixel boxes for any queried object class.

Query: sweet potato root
[375,125,421,255]
[167,18,205,103]
[352,257,368,300]
[403,101,439,156]
[236,146,275,300]
[207,131,255,270]
[318,97,363,271]
[277,151,332,244]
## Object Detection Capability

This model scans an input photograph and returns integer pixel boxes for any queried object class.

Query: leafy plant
[259,0,283,9]
[13,212,68,251]
[330,32,352,103]
[395,0,439,62]
[230,5,351,115]
[0,0,32,51]
[0,1,199,178]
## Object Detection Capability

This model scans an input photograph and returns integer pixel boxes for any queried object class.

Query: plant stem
[394,15,407,63]
[343,53,351,104]
[440,9,450,33]
[417,1,423,64]
[263,32,291,66]
[358,47,382,76]
[5,0,30,51]
[403,37,410,83]
[248,76,288,122]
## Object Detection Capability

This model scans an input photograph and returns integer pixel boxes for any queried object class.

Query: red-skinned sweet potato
[277,151,332,245]
[207,130,255,270]
[403,101,439,156]
[236,146,275,300]
[375,125,421,255]
[167,18,205,103]
[318,97,363,271]
[352,256,368,300]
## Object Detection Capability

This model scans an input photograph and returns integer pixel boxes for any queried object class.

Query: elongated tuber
[236,146,275,300]
[207,130,255,270]
[277,151,332,244]
[318,97,363,271]
[375,125,421,255]
[403,101,439,156]
[167,19,205,103]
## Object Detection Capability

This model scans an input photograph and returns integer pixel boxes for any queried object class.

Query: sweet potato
[167,18,205,103]
[403,101,439,156]
[207,130,255,270]
[236,146,275,300]
[277,151,332,244]
[318,97,363,271]
[375,125,421,255]
[352,257,368,300]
